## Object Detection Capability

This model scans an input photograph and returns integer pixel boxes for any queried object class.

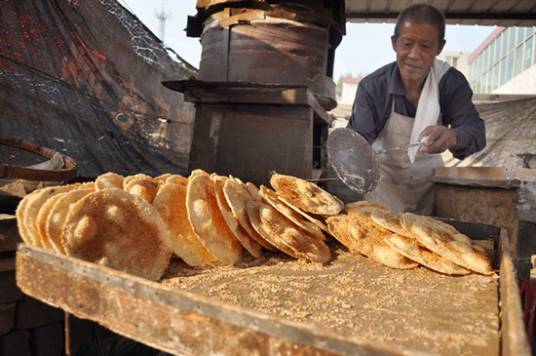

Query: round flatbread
[346,211,418,269]
[400,213,493,275]
[165,174,188,187]
[18,184,86,247]
[277,196,329,233]
[123,174,159,203]
[153,182,218,266]
[186,173,243,264]
[154,173,173,183]
[260,186,325,240]
[326,215,358,252]
[370,208,411,237]
[62,189,172,280]
[16,190,35,246]
[95,172,124,191]
[211,175,262,258]
[223,178,276,251]
[270,172,343,216]
[36,192,72,250]
[45,188,95,254]
[384,234,471,275]
[345,200,388,215]
[247,201,331,263]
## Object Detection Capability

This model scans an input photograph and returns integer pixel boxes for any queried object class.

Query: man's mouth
[405,63,421,70]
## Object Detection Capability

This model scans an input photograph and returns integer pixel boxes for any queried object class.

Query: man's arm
[346,84,380,144]
[442,72,486,159]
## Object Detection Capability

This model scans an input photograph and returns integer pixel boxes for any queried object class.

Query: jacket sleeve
[346,83,380,144]
[443,72,486,160]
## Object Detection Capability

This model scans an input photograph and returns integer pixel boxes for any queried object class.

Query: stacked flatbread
[16,171,341,279]
[326,201,494,275]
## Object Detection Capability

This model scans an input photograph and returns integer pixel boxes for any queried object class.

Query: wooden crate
[15,220,530,355]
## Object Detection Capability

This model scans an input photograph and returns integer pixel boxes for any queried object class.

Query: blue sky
[120,0,495,78]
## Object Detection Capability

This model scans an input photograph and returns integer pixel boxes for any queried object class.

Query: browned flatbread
[370,208,411,237]
[62,189,172,280]
[153,182,218,266]
[35,193,66,250]
[15,191,33,246]
[154,173,173,183]
[384,234,471,275]
[270,172,343,216]
[123,174,159,203]
[260,186,325,240]
[211,175,262,258]
[247,201,331,263]
[95,172,124,191]
[400,213,493,275]
[277,196,329,233]
[326,215,359,253]
[347,213,418,269]
[46,188,95,254]
[186,173,243,264]
[18,184,87,247]
[223,178,276,251]
[345,200,388,215]
[165,174,188,187]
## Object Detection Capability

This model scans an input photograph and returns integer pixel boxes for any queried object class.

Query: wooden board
[14,223,530,355]
[433,167,536,188]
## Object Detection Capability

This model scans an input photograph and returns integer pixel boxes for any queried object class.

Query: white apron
[365,60,450,215]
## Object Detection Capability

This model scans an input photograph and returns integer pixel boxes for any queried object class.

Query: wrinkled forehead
[397,21,442,43]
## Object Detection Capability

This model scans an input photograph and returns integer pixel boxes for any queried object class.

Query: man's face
[392,21,444,84]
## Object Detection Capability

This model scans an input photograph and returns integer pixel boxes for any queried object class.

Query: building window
[514,44,524,76]
[507,51,514,81]
[495,34,502,61]
[509,28,516,51]
[500,58,507,85]
[517,27,526,45]
[524,35,533,70]
[501,31,508,55]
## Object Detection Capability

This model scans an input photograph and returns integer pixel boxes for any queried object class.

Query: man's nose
[408,44,421,58]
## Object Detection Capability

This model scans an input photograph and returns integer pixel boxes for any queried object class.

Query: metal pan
[326,128,380,194]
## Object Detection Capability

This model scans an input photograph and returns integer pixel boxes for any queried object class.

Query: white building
[338,75,362,106]
[468,26,536,94]
[438,50,470,79]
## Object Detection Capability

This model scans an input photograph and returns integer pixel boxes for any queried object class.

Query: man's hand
[418,125,457,154]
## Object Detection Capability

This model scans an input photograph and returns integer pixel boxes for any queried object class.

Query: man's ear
[391,35,397,51]
[437,39,446,55]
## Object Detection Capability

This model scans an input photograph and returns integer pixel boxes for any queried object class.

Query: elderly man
[347,4,485,214]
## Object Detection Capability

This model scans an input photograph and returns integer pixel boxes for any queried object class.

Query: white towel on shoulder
[408,59,451,163]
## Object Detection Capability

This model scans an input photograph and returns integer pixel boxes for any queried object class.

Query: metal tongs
[374,137,433,155]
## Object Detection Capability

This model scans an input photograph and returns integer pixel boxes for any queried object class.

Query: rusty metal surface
[0,0,197,178]
[198,17,336,109]
[16,246,413,356]
[189,104,315,185]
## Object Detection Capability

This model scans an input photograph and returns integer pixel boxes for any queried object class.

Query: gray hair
[393,4,446,42]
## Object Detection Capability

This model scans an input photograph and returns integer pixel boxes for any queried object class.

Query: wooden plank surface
[499,229,531,356]
[16,246,410,356]
[433,167,536,188]
[17,238,499,355]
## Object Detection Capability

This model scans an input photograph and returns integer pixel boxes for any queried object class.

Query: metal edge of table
[499,228,531,356]
[15,244,422,356]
